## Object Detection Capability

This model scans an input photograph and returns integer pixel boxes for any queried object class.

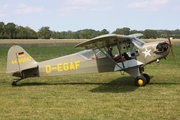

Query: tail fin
[6,45,38,77]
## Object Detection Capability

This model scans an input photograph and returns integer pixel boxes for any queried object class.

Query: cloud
[0,13,7,17]
[60,0,112,16]
[128,0,168,10]
[65,0,99,5]
[19,3,27,8]
[91,6,112,12]
[173,6,180,11]
[60,6,84,16]
[15,3,44,14]
[1,4,9,9]
[0,4,9,17]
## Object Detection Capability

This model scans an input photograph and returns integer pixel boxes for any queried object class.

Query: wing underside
[74,33,143,49]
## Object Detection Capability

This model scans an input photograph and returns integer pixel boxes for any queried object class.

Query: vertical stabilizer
[6,45,38,76]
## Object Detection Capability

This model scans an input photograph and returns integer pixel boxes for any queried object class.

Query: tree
[1,21,180,39]
[173,29,180,38]
[78,29,94,39]
[37,27,51,39]
[112,27,130,35]
[3,32,9,39]
[99,29,109,35]
[65,30,74,39]
[144,29,157,39]
[16,26,28,39]
[130,30,139,34]
[25,26,37,39]
[16,26,37,39]
[4,22,17,39]
[0,22,4,39]
[0,22,4,31]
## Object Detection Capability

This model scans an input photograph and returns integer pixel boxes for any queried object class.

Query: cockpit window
[132,37,145,48]
[93,49,107,58]
[77,48,107,60]
[77,49,95,60]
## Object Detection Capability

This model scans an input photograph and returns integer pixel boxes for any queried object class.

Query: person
[107,46,114,58]
[107,46,131,62]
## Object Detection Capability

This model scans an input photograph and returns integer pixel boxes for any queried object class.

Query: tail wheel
[134,76,147,87]
[12,81,17,86]
[11,78,22,87]
[143,73,150,84]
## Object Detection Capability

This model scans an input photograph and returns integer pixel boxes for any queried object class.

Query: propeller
[167,31,175,58]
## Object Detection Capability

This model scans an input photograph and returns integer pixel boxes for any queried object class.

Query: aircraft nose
[154,42,169,54]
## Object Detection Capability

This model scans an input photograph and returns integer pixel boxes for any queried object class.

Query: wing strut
[94,45,125,71]
[117,40,126,71]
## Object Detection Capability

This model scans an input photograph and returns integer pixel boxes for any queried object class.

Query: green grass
[0,45,180,120]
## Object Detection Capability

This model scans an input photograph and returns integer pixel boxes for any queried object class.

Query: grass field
[0,44,180,119]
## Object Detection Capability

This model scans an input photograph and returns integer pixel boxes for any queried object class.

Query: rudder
[6,45,38,77]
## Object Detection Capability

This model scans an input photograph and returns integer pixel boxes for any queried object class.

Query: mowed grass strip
[0,45,180,119]
[0,39,86,44]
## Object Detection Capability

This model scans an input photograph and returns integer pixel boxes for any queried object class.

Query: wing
[74,33,143,49]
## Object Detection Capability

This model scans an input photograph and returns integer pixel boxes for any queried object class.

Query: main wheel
[134,76,147,87]
[143,73,150,84]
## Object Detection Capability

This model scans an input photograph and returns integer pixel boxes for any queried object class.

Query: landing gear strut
[11,78,22,86]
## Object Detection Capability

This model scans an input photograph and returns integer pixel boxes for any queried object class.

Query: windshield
[132,37,145,48]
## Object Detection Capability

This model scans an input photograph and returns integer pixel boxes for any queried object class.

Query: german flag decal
[18,52,24,57]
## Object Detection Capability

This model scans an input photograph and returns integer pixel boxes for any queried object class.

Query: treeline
[0,22,180,39]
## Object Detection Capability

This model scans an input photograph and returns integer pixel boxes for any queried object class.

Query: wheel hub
[138,79,143,86]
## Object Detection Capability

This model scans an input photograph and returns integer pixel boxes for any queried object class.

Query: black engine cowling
[155,42,168,54]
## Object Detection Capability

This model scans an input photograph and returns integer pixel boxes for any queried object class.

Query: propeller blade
[167,31,175,58]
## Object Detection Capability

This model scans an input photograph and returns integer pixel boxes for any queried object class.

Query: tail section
[6,45,38,78]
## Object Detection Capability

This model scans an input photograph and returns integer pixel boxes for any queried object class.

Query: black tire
[134,76,147,87]
[12,81,17,86]
[143,73,150,84]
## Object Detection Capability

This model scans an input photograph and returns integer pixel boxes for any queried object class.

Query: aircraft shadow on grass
[90,76,138,93]
[16,75,179,93]
[16,76,144,93]
[149,82,180,85]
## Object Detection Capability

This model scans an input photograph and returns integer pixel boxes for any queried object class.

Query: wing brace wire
[94,44,125,72]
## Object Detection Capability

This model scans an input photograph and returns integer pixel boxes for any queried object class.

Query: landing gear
[11,78,22,87]
[134,76,147,87]
[127,66,151,87]
[12,81,17,86]
[143,73,150,84]
[134,73,150,87]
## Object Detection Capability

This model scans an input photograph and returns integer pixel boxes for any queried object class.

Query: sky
[0,0,180,33]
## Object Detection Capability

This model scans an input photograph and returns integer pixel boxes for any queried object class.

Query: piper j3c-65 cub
[6,33,174,86]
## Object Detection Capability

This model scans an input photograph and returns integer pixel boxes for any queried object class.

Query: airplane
[6,33,174,87]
